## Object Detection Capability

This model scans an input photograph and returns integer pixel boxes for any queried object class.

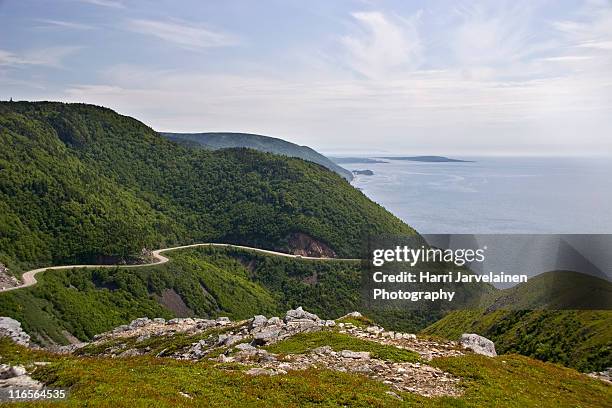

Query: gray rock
[113,325,130,333]
[311,346,333,355]
[284,307,320,322]
[118,348,144,357]
[153,318,166,324]
[129,317,151,328]
[217,334,243,347]
[216,354,235,363]
[266,317,283,326]
[341,311,362,319]
[249,315,268,330]
[459,333,497,357]
[253,328,282,345]
[216,317,231,325]
[6,366,28,378]
[0,317,30,346]
[245,368,277,376]
[235,343,256,352]
[285,319,318,331]
[340,350,371,359]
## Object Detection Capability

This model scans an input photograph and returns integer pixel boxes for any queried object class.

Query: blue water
[347,157,612,234]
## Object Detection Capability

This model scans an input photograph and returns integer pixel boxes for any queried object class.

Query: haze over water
[347,156,612,234]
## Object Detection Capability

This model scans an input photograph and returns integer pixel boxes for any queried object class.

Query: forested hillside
[0,101,414,272]
[162,132,354,181]
[422,272,612,372]
[0,247,435,345]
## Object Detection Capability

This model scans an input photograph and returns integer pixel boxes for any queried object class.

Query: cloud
[340,11,422,79]
[77,0,124,9]
[0,46,82,68]
[7,2,612,156]
[127,19,239,50]
[58,64,611,155]
[35,19,95,30]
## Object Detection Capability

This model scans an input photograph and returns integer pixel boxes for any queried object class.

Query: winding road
[0,243,358,293]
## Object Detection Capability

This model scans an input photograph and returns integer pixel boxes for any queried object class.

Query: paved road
[1,243,357,293]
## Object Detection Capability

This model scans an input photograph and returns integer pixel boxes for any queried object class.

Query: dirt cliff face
[287,233,336,258]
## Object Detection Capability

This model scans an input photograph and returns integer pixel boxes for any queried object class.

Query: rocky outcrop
[337,322,461,361]
[224,340,461,398]
[0,364,43,389]
[31,309,471,398]
[287,232,336,258]
[0,317,30,346]
[459,333,497,357]
[588,367,611,384]
[0,263,20,290]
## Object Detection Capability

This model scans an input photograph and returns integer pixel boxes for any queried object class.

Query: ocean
[346,156,612,234]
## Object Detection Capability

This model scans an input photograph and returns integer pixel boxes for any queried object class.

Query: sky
[1,0,611,156]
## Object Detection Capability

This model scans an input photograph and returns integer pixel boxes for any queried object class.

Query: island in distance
[332,156,473,163]
[376,156,473,163]
[352,169,374,176]
[331,157,389,164]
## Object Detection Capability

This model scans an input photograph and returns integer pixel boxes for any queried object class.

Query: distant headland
[376,156,473,163]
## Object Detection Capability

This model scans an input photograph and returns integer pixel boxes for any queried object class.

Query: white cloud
[8,3,612,156]
[35,19,95,30]
[0,46,81,68]
[340,11,422,79]
[127,19,239,50]
[77,0,125,9]
[58,64,611,155]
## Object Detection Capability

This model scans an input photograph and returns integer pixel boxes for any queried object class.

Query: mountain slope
[422,272,612,372]
[162,132,354,181]
[0,246,436,345]
[2,316,609,407]
[0,101,414,272]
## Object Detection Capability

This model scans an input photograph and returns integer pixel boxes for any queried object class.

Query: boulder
[340,350,371,359]
[216,317,231,325]
[459,333,496,357]
[0,317,31,346]
[217,334,243,347]
[341,311,362,319]
[128,317,151,328]
[311,346,333,355]
[234,343,256,352]
[253,328,282,345]
[249,315,268,330]
[266,317,283,326]
[0,365,26,379]
[284,307,320,322]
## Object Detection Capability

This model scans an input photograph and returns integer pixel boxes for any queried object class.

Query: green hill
[0,101,414,272]
[161,131,354,181]
[0,246,439,345]
[422,272,612,372]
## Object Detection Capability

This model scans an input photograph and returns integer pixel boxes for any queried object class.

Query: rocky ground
[9,307,601,399]
[0,264,19,290]
[59,307,497,398]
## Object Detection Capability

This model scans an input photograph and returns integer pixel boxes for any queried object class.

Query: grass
[336,314,375,328]
[264,331,421,363]
[75,325,240,358]
[422,309,612,372]
[431,353,612,407]
[1,337,610,407]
